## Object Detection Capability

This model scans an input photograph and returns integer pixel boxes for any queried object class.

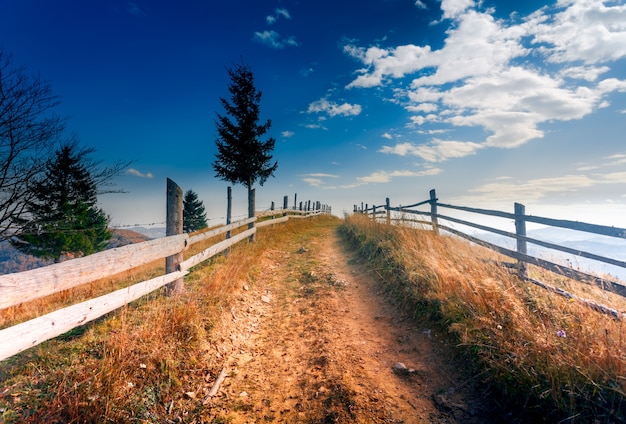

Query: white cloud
[414,0,427,9]
[577,153,626,171]
[126,168,153,178]
[527,0,626,64]
[559,65,610,82]
[463,174,595,204]
[276,8,291,20]
[253,30,299,49]
[303,173,339,178]
[302,173,339,187]
[282,130,295,138]
[381,132,393,139]
[455,169,626,206]
[304,123,327,130]
[266,8,291,25]
[345,44,433,88]
[343,0,626,157]
[380,139,483,162]
[440,0,474,20]
[303,177,323,187]
[307,98,362,117]
[406,102,438,113]
[357,168,442,183]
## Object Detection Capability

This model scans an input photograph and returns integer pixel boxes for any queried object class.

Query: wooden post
[429,189,439,235]
[248,188,256,242]
[283,195,288,217]
[294,193,297,210]
[225,186,232,257]
[515,202,527,278]
[166,178,185,295]
[372,205,377,220]
[386,198,391,226]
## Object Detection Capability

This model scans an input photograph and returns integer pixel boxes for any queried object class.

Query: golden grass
[0,224,236,330]
[0,216,339,423]
[340,214,626,422]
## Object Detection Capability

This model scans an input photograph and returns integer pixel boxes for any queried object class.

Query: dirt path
[201,223,491,423]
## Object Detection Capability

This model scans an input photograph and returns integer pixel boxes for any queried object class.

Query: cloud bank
[344,0,626,162]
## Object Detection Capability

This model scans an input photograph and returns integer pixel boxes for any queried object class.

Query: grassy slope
[340,214,625,423]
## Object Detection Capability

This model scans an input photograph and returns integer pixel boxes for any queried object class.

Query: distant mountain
[0,229,152,275]
[0,242,53,274]
[107,229,152,248]
[124,226,166,239]
[468,227,626,282]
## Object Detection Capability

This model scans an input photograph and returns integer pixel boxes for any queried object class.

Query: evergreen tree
[213,62,278,234]
[183,189,208,233]
[12,142,111,260]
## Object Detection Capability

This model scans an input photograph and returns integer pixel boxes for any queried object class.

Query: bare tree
[0,51,65,240]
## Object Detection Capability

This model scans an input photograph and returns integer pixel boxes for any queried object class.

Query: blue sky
[1,0,626,229]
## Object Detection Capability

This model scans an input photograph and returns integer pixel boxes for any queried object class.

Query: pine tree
[213,62,278,236]
[12,142,111,260]
[183,189,208,233]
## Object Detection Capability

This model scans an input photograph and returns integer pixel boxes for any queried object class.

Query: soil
[200,223,495,423]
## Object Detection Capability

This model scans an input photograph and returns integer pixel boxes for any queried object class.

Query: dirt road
[201,222,492,423]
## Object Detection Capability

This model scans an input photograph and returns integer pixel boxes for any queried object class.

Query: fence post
[283,195,288,217]
[294,193,297,210]
[515,202,527,278]
[372,204,377,220]
[386,197,391,226]
[165,178,184,296]
[429,189,439,235]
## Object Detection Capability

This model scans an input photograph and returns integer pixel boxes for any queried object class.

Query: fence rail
[357,189,626,318]
[0,182,331,362]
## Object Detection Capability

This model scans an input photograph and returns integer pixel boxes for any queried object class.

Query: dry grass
[0,224,235,330]
[0,216,339,423]
[340,214,626,423]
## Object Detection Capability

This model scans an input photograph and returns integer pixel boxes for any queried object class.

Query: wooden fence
[0,180,330,362]
[358,189,626,318]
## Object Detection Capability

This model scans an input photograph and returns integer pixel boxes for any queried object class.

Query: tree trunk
[247,185,256,242]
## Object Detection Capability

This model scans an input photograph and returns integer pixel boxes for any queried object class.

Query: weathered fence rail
[358,189,626,317]
[0,182,331,362]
